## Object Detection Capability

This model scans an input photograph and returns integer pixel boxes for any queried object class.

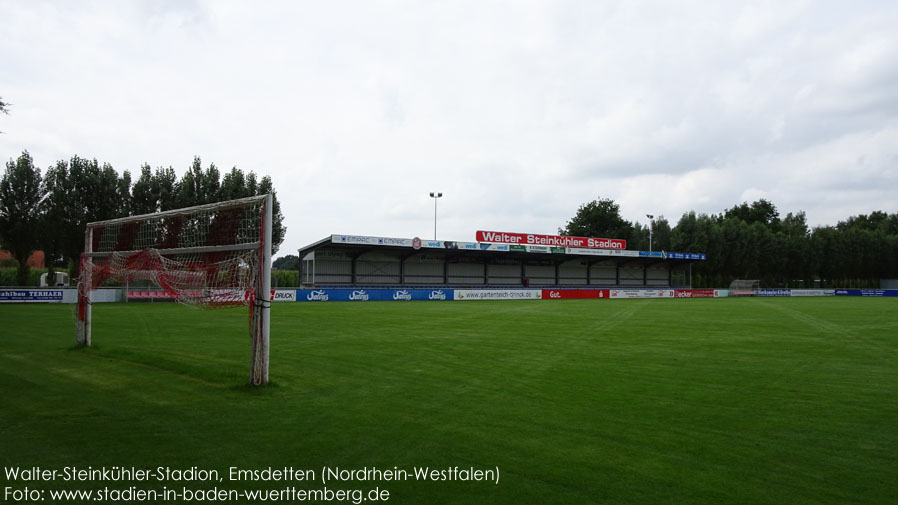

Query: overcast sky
[2,0,897,256]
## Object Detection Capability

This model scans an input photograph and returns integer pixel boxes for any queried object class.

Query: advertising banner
[476,230,626,250]
[790,290,835,297]
[758,289,792,297]
[477,243,510,252]
[665,252,707,260]
[834,289,898,297]
[609,289,674,299]
[542,289,610,299]
[565,248,641,258]
[387,289,454,301]
[272,290,297,302]
[454,289,542,301]
[296,288,454,302]
[0,289,64,303]
[673,289,715,298]
[331,235,414,247]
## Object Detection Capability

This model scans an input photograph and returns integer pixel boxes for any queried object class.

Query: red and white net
[78,196,266,308]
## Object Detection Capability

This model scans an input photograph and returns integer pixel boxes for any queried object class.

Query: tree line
[561,198,898,288]
[0,151,285,286]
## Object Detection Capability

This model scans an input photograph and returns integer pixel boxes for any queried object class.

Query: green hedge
[272,270,298,288]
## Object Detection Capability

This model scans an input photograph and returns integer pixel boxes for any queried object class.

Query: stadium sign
[476,231,626,250]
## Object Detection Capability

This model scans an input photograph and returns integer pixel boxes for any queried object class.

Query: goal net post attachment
[75,194,273,385]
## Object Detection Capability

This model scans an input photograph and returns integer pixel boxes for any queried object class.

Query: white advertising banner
[790,289,835,297]
[1,288,115,304]
[331,235,414,247]
[272,290,297,302]
[454,289,543,301]
[609,289,674,299]
[566,248,641,258]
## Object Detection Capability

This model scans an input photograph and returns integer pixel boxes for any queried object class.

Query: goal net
[728,279,759,297]
[76,194,273,385]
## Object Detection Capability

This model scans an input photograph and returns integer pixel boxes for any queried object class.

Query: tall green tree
[176,157,221,207]
[40,156,130,278]
[273,254,300,270]
[724,199,781,231]
[559,197,634,242]
[257,175,286,255]
[671,211,725,287]
[0,151,44,285]
[650,216,672,252]
[131,164,156,215]
[154,166,178,211]
[41,160,77,282]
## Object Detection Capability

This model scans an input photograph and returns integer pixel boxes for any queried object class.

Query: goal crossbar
[83,242,261,258]
[85,194,268,229]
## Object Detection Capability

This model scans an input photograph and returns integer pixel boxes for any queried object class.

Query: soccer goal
[75,194,273,385]
[728,279,760,297]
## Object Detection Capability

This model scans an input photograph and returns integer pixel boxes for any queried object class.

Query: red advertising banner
[674,289,716,298]
[542,289,611,299]
[476,230,626,250]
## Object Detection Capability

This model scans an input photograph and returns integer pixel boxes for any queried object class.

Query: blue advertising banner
[296,288,454,302]
[834,289,898,297]
[639,251,706,260]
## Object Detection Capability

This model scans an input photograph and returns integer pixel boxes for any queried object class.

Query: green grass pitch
[1,298,897,504]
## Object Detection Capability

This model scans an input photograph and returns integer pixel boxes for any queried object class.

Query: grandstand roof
[299,234,707,264]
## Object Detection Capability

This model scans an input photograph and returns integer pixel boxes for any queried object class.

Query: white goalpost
[75,194,273,385]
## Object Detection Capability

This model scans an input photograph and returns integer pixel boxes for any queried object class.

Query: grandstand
[298,233,707,289]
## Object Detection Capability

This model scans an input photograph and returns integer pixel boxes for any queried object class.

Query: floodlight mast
[646,214,654,252]
[430,192,443,240]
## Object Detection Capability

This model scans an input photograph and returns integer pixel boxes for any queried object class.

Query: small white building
[40,271,70,287]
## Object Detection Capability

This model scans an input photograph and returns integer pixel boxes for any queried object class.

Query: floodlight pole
[430,192,443,240]
[646,214,654,252]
